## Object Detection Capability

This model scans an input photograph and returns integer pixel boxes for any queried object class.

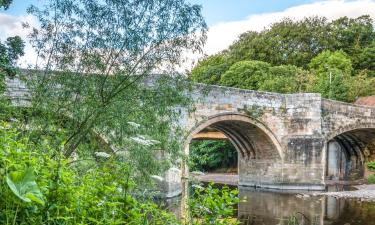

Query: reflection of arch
[325,126,375,180]
[185,113,283,160]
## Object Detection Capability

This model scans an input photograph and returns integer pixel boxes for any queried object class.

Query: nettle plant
[0,122,180,224]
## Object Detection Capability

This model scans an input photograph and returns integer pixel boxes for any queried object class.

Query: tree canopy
[25,0,207,158]
[190,15,375,102]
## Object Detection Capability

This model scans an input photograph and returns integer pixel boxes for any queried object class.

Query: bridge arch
[183,113,285,188]
[325,125,375,181]
[185,113,283,160]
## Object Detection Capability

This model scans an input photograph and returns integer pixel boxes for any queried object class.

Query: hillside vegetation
[190,16,375,102]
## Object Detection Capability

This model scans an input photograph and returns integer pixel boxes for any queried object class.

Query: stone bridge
[182,84,375,191]
[5,76,375,192]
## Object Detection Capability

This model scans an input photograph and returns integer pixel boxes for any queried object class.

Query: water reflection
[239,187,375,225]
[161,186,375,225]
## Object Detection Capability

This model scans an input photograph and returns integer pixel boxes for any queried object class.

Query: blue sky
[6,0,315,25]
[1,0,375,68]
[187,0,315,25]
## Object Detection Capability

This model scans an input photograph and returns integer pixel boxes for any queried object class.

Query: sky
[1,0,375,69]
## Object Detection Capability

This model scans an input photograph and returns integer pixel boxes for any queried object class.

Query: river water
[163,186,375,225]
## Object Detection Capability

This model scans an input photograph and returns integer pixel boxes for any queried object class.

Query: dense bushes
[367,162,375,184]
[189,140,237,173]
[189,184,239,225]
[367,161,375,171]
[190,16,375,102]
[0,122,240,224]
[0,122,179,224]
[368,175,375,184]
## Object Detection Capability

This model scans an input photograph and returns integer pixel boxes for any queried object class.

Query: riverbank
[313,184,375,202]
[191,173,375,202]
[191,173,238,186]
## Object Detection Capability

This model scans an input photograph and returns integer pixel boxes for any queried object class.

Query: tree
[259,65,308,94]
[0,0,25,78]
[25,0,207,158]
[330,15,374,71]
[189,140,237,172]
[228,17,333,68]
[190,15,374,100]
[0,0,12,9]
[190,53,231,84]
[356,40,375,77]
[347,70,375,102]
[307,50,352,101]
[0,2,25,120]
[220,60,270,90]
[227,15,374,70]
[0,36,25,76]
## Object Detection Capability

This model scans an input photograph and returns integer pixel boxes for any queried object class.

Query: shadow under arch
[185,113,283,160]
[325,126,375,181]
[183,113,285,188]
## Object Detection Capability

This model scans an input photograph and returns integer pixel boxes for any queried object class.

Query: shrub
[367,161,375,171]
[189,183,240,225]
[189,140,237,172]
[1,122,242,224]
[0,122,178,224]
[368,174,375,184]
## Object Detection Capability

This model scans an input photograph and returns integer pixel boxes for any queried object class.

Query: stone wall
[322,99,375,139]
[184,85,326,190]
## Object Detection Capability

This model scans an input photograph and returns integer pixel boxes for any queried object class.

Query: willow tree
[21,0,206,179]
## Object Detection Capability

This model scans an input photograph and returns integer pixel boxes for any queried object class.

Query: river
[163,186,375,225]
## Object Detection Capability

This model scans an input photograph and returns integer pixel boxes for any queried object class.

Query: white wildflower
[115,150,128,157]
[130,135,160,146]
[192,184,204,189]
[94,152,111,158]
[127,121,141,128]
[151,175,164,183]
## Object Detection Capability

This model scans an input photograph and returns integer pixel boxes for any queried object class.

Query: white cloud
[1,0,375,70]
[204,0,375,56]
[0,13,38,67]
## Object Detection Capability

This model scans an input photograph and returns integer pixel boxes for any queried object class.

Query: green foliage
[0,1,24,120]
[189,183,240,225]
[356,41,375,77]
[259,65,308,93]
[367,161,375,171]
[307,50,352,101]
[308,50,352,75]
[190,15,375,102]
[0,0,12,9]
[228,17,332,67]
[6,167,44,205]
[346,70,375,101]
[220,60,270,89]
[0,122,179,224]
[190,53,232,84]
[228,16,374,70]
[368,174,375,184]
[330,15,374,69]
[0,36,24,77]
[16,0,207,184]
[190,140,237,172]
[25,0,206,158]
[0,123,242,224]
